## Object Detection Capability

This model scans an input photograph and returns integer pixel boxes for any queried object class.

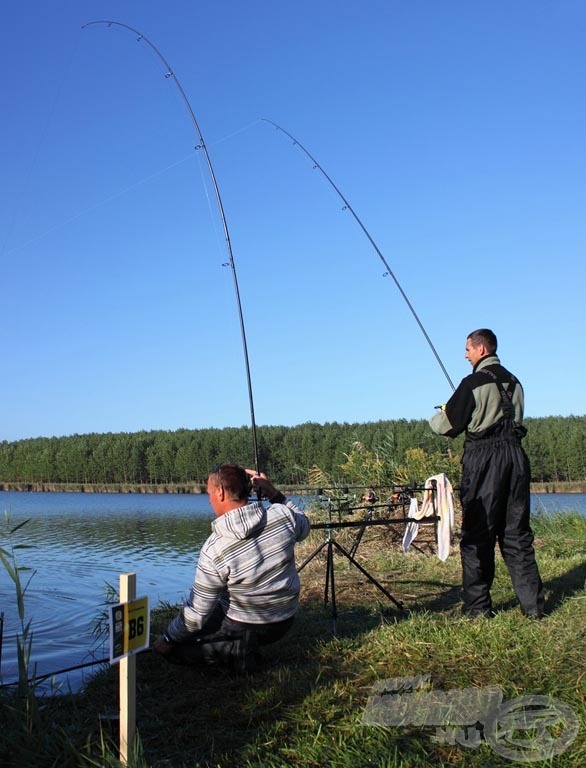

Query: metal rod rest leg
[297,531,404,635]
[332,540,404,611]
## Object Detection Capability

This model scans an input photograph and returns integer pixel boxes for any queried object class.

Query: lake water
[0,490,584,693]
[0,491,217,693]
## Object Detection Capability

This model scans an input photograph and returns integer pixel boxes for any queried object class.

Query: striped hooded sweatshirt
[167,499,310,643]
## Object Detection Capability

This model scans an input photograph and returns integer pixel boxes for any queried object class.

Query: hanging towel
[401,497,421,552]
[401,474,454,561]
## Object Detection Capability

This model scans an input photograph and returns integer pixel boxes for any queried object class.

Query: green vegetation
[0,515,37,699]
[1,510,585,767]
[1,415,585,488]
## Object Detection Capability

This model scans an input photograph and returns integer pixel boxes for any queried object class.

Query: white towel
[401,497,421,551]
[401,474,454,561]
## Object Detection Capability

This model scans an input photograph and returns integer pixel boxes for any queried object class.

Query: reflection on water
[0,491,214,692]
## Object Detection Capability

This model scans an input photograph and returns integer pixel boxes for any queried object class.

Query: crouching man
[153,463,311,672]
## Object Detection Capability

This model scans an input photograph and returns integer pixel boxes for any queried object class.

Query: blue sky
[1,1,584,442]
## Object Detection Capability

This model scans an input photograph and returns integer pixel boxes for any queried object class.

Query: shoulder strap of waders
[479,368,517,420]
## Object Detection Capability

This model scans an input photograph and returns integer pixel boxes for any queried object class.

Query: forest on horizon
[1,415,585,488]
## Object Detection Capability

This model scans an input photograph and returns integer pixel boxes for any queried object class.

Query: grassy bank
[1,512,585,767]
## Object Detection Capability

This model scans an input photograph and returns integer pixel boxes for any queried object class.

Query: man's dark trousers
[459,425,544,617]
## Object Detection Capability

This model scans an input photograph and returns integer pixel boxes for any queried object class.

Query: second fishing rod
[262,118,455,394]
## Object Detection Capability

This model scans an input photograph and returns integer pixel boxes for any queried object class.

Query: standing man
[153,463,311,671]
[429,329,544,619]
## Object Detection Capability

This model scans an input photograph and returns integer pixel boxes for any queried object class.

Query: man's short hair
[467,328,497,354]
[209,463,251,501]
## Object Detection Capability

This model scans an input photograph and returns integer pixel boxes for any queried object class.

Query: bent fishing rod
[262,118,455,392]
[83,20,260,472]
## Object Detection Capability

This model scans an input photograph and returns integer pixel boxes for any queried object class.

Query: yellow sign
[109,596,150,662]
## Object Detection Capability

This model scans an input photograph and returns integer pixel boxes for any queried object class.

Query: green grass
[1,513,585,767]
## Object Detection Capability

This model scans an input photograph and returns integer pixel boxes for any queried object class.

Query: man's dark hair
[209,463,251,501]
[467,328,497,354]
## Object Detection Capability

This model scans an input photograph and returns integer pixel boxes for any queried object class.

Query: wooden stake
[119,572,137,766]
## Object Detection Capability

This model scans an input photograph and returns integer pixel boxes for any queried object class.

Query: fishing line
[83,20,260,472]
[5,122,256,257]
[194,146,227,267]
[262,118,455,392]
[5,153,196,256]
[0,646,152,690]
[214,118,263,146]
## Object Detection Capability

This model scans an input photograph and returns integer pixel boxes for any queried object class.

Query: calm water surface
[0,491,216,692]
[0,490,583,692]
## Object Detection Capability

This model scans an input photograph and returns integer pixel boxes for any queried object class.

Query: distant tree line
[0,416,585,487]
